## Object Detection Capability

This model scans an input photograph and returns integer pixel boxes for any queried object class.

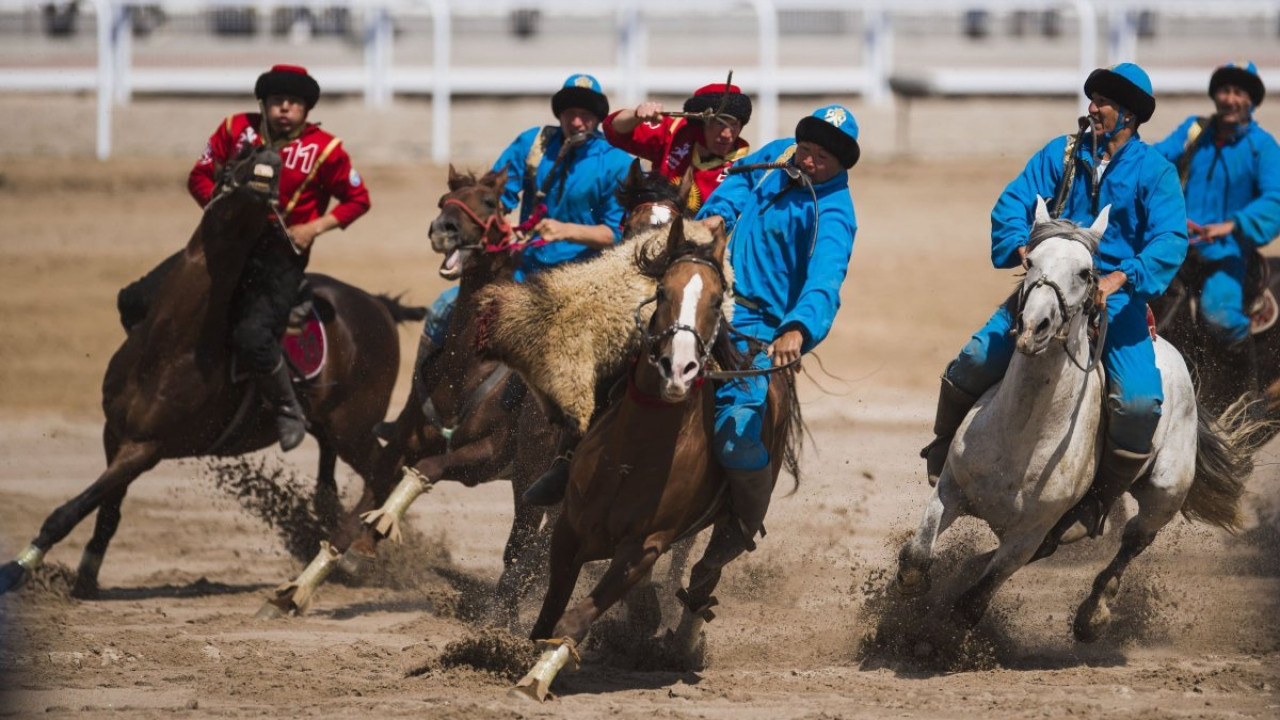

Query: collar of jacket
[1076,129,1141,168]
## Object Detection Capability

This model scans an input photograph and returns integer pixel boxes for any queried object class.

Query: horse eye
[483,197,497,209]
[1078,269,1092,280]
[1025,259,1034,270]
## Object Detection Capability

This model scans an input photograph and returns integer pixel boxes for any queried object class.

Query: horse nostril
[1036,318,1051,335]
[681,361,699,380]
[443,220,459,234]
[659,356,673,377]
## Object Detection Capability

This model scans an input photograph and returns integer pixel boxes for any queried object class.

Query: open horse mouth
[439,248,464,280]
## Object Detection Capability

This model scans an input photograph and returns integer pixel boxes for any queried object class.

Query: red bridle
[441,197,550,254]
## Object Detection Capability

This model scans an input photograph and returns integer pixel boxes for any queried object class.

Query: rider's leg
[1200,256,1260,402]
[922,297,1017,484]
[1037,296,1158,559]
[521,433,577,506]
[117,250,183,331]
[232,247,308,451]
[711,316,775,552]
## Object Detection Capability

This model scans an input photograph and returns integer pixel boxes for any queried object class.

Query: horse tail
[1184,397,1269,531]
[374,293,428,324]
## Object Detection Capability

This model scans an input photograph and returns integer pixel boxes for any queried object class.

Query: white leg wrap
[15,544,45,572]
[359,467,432,543]
[511,638,579,702]
[275,541,341,615]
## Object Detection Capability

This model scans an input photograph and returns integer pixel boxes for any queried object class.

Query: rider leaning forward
[117,64,371,451]
[683,105,860,555]
[1153,61,1280,401]
[602,82,753,213]
[922,63,1189,559]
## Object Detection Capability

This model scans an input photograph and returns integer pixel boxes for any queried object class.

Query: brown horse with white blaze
[511,218,802,701]
[0,146,412,599]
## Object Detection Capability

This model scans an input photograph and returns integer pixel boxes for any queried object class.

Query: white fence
[2,0,1278,160]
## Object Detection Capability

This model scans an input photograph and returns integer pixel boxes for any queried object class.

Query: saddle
[229,281,328,383]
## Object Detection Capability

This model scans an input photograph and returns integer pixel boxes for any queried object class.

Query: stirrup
[521,453,572,506]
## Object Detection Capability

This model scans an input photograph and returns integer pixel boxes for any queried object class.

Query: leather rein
[1014,235,1109,374]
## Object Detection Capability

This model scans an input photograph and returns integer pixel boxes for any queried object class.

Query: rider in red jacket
[603,82,752,213]
[118,65,371,451]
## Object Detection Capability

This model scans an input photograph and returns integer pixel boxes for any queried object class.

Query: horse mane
[615,165,681,213]
[1026,217,1101,255]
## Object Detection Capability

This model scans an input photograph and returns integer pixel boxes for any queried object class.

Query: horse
[894,198,1259,643]
[1150,244,1280,442]
[0,145,419,599]
[258,166,559,624]
[510,218,802,701]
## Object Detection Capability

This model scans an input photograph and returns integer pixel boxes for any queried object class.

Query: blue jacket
[992,130,1187,303]
[696,138,857,352]
[492,126,632,273]
[1153,116,1280,261]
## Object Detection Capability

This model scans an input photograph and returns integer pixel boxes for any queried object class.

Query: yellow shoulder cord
[282,136,343,218]
[1178,117,1209,190]
[1050,129,1082,219]
[753,144,797,192]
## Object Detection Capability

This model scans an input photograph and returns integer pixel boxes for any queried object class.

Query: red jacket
[603,112,750,213]
[188,113,371,231]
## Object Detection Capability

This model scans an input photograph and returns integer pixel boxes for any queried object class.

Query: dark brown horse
[1151,248,1280,444]
[511,218,802,701]
[259,167,558,623]
[0,146,417,599]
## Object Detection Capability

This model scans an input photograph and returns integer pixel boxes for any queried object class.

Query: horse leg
[513,518,586,702]
[951,526,1050,629]
[895,475,966,596]
[622,566,663,638]
[492,483,550,630]
[313,439,341,533]
[1073,479,1181,643]
[664,522,749,670]
[0,441,160,595]
[666,534,695,590]
[516,539,661,702]
[71,485,128,599]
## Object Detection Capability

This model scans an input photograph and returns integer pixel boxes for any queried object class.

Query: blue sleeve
[492,127,538,213]
[1232,131,1280,247]
[1152,117,1195,165]
[593,150,631,243]
[990,137,1066,269]
[696,140,789,234]
[780,202,857,352]
[1118,157,1188,300]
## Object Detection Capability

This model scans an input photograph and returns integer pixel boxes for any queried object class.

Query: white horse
[896,197,1254,642]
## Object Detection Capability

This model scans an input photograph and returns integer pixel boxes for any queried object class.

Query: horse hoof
[892,570,930,598]
[255,598,292,620]
[336,550,368,577]
[70,576,100,600]
[1073,603,1110,644]
[0,562,29,595]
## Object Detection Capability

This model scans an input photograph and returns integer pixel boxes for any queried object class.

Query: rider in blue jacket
[1152,61,1280,399]
[693,105,859,552]
[921,63,1188,558]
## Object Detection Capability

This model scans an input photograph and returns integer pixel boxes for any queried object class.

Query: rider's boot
[521,451,573,506]
[373,334,442,442]
[725,465,774,552]
[256,358,308,452]
[919,373,979,486]
[1033,438,1150,561]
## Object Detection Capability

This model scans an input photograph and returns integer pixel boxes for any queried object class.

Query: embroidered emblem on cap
[824,107,848,126]
[573,75,594,88]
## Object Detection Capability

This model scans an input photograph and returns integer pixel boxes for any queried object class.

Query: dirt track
[1,96,1279,719]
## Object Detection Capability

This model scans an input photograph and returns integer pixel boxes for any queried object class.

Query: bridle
[1015,234,1108,374]
[633,254,799,381]
[439,196,553,254]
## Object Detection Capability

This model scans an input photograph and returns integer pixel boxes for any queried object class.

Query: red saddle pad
[281,307,326,380]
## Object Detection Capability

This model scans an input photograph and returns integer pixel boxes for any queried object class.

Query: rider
[920,63,1188,558]
[686,104,860,552]
[117,64,371,451]
[407,74,632,482]
[602,82,753,213]
[1152,61,1280,401]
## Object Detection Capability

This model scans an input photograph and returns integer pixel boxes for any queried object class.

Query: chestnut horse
[511,218,802,701]
[0,146,416,598]
[259,167,558,623]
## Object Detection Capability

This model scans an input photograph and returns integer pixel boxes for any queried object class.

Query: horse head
[617,159,685,237]
[638,217,730,401]
[1016,196,1108,356]
[212,143,281,208]
[430,166,511,281]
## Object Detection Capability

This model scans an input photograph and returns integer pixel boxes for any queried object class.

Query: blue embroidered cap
[795,104,860,168]
[551,73,609,120]
[1210,61,1265,106]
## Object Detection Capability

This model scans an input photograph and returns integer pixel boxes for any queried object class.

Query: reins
[439,197,549,254]
[1016,235,1109,374]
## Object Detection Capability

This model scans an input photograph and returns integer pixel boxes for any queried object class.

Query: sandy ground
[0,95,1279,719]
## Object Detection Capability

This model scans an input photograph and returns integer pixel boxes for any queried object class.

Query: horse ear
[665,216,687,257]
[447,164,466,192]
[1090,205,1111,236]
[626,158,644,188]
[709,218,729,266]
[483,168,508,190]
[1033,195,1052,226]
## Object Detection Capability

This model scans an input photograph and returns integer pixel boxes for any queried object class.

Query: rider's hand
[1095,270,1128,307]
[288,221,322,252]
[1199,220,1236,243]
[534,218,568,243]
[635,102,665,123]
[701,215,726,233]
[1186,219,1205,243]
[767,329,804,369]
